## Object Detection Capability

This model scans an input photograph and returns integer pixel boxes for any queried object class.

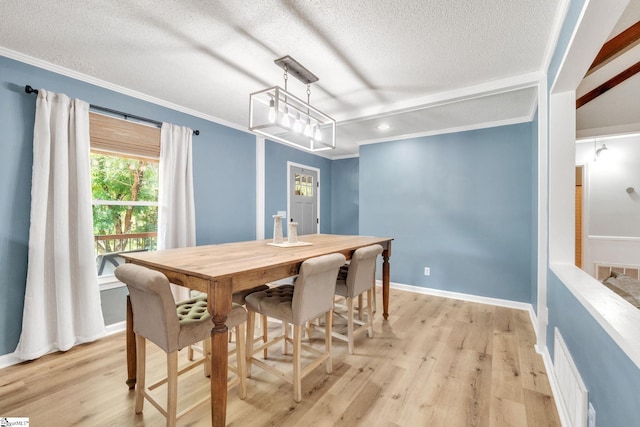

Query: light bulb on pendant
[304,118,312,137]
[314,126,322,141]
[267,99,276,123]
[293,112,303,133]
[281,106,291,128]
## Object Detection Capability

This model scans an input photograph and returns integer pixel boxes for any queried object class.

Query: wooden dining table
[121,233,393,426]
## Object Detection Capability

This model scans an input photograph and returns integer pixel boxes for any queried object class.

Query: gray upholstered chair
[233,285,270,358]
[244,253,346,402]
[115,264,247,427]
[187,285,269,360]
[332,244,383,354]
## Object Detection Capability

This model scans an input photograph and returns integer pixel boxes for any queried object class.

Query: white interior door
[289,164,318,236]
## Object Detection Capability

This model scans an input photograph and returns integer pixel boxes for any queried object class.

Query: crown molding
[0,47,250,135]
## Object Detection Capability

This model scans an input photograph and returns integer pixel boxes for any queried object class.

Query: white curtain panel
[15,90,105,360]
[159,123,196,301]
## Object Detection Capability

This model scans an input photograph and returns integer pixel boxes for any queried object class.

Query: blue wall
[331,157,359,235]
[360,124,535,302]
[0,55,256,355]
[547,271,640,426]
[264,140,333,237]
[193,124,256,245]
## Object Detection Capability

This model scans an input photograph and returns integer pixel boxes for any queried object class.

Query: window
[89,113,161,286]
[294,173,314,197]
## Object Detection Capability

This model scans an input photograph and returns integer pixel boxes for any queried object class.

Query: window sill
[98,275,125,291]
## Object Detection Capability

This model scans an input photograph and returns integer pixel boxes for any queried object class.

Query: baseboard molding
[538,343,570,427]
[105,321,126,335]
[380,280,533,312]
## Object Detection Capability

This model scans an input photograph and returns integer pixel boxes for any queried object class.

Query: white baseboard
[538,342,570,427]
[105,321,126,335]
[379,280,533,312]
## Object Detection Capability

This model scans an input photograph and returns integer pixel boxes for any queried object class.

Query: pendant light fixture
[249,56,336,152]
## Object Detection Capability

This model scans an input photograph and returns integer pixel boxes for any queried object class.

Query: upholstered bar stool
[245,253,346,402]
[187,285,270,360]
[234,286,270,358]
[115,264,247,427]
[176,295,248,393]
[328,244,383,354]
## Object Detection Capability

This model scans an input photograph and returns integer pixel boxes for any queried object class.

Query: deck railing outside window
[94,232,157,276]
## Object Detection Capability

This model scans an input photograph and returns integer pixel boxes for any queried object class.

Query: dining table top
[121,233,393,289]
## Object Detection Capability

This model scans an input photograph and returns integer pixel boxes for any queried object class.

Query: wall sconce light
[596,144,608,158]
[593,138,609,162]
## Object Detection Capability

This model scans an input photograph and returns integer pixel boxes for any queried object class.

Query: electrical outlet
[424,267,430,276]
[588,402,596,427]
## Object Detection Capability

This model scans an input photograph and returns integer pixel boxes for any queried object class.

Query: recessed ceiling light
[377,123,390,130]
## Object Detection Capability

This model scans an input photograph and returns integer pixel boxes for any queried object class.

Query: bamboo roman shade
[89,112,161,159]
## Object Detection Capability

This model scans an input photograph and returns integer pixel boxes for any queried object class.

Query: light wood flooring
[0,288,560,426]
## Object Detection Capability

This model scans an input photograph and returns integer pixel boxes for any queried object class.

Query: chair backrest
[115,264,180,352]
[291,253,346,324]
[346,244,384,297]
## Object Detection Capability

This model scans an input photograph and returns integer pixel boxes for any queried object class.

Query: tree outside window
[91,152,158,277]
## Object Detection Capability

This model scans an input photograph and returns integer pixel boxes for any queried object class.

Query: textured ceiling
[1,0,562,157]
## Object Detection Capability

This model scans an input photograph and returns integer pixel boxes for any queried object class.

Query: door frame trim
[287,161,321,234]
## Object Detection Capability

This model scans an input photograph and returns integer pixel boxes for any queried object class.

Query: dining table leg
[382,245,391,320]
[208,278,232,427]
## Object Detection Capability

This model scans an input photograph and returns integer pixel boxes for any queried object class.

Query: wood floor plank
[0,288,561,427]
[492,320,525,403]
[489,396,528,427]
[523,388,562,427]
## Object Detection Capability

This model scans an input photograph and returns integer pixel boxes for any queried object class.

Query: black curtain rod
[25,85,199,135]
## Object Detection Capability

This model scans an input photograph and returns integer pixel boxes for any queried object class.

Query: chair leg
[187,344,194,361]
[346,297,355,355]
[135,334,146,414]
[235,323,247,399]
[372,282,377,314]
[324,311,333,374]
[293,324,302,402]
[283,321,290,355]
[167,351,178,427]
[357,294,364,320]
[262,314,268,359]
[305,320,312,340]
[246,311,255,378]
[367,288,374,338]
